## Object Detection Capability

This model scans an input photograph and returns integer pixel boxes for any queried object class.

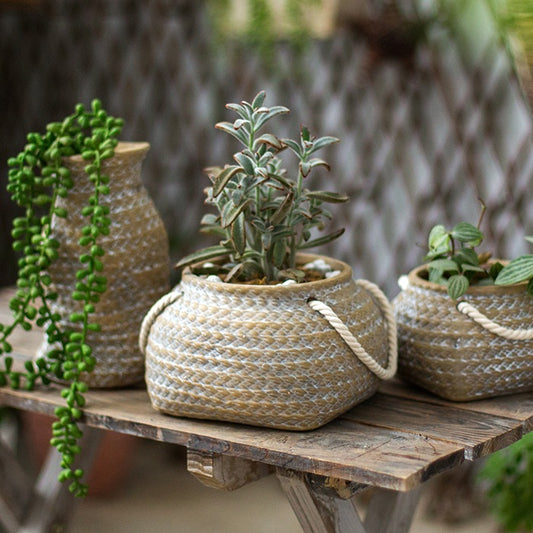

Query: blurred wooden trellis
[1,0,532,295]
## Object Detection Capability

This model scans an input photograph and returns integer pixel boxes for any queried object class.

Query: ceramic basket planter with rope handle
[393,265,533,402]
[139,253,397,431]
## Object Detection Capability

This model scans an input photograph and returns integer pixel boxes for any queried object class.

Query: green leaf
[270,191,294,225]
[221,199,251,228]
[212,166,242,197]
[234,153,255,175]
[215,121,248,145]
[254,133,284,151]
[428,225,451,252]
[254,106,289,131]
[427,259,459,273]
[489,262,504,280]
[455,247,479,266]
[281,138,302,157]
[525,236,533,244]
[175,245,230,270]
[231,212,246,255]
[308,136,339,154]
[308,158,331,171]
[272,239,287,268]
[447,274,470,299]
[299,228,345,249]
[251,91,266,109]
[306,191,349,204]
[461,263,486,273]
[495,255,533,286]
[451,222,483,246]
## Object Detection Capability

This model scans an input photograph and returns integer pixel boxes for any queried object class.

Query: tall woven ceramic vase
[39,142,169,388]
[393,266,533,401]
[140,254,397,431]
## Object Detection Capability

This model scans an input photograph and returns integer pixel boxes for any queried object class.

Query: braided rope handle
[308,279,398,380]
[457,301,533,341]
[139,288,183,354]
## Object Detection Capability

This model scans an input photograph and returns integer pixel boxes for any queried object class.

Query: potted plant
[393,207,533,401]
[0,100,169,496]
[139,91,397,431]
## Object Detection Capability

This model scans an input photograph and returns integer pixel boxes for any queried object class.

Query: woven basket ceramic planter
[140,254,397,430]
[393,265,533,401]
[38,142,169,388]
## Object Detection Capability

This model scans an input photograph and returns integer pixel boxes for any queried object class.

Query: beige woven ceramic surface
[38,142,169,388]
[142,254,392,430]
[393,265,533,401]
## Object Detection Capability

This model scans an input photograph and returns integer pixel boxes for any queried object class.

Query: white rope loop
[139,289,183,354]
[457,301,533,341]
[308,279,398,380]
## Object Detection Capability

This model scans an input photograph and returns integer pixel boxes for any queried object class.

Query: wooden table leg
[276,469,422,533]
[276,469,368,533]
[363,487,422,533]
[187,449,272,490]
[0,438,34,533]
[0,425,104,533]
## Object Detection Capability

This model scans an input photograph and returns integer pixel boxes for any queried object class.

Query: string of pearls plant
[0,99,123,497]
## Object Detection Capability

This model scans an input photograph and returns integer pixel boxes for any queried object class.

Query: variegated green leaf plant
[424,208,532,299]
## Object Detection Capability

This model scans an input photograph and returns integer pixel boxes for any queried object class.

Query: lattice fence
[1,0,532,295]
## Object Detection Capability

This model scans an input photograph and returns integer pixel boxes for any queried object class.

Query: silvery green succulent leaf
[215,121,248,145]
[212,166,242,197]
[306,191,349,204]
[176,245,230,269]
[308,136,339,154]
[299,228,345,249]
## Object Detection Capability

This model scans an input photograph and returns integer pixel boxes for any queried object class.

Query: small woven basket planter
[393,265,533,401]
[38,142,169,388]
[140,254,397,430]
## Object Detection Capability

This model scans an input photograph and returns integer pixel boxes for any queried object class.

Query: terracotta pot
[393,265,533,401]
[141,254,396,430]
[38,142,170,388]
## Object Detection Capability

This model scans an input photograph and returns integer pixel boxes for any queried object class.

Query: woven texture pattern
[393,266,533,401]
[144,256,389,430]
[39,142,169,387]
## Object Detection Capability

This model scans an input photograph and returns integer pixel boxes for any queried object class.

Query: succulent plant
[176,91,347,283]
[0,100,123,497]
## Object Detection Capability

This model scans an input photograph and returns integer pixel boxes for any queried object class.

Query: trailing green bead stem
[0,99,123,497]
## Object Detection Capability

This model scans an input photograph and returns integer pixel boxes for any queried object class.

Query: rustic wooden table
[1,287,532,533]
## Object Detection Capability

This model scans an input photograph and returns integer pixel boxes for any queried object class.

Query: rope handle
[457,301,533,341]
[139,288,183,354]
[308,279,397,380]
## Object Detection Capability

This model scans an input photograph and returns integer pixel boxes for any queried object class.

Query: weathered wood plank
[379,378,533,431]
[342,393,524,460]
[0,385,464,491]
